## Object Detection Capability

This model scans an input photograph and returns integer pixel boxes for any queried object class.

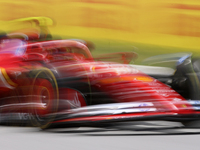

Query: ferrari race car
[0,37,200,129]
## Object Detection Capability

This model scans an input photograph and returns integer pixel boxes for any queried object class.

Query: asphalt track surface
[0,121,200,150]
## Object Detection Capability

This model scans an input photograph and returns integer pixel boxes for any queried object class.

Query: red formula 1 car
[0,38,199,129]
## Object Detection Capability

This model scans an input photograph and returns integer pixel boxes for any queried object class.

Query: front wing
[1,101,200,127]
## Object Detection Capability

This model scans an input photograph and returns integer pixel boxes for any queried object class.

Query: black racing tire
[191,58,200,99]
[29,68,59,129]
[181,58,200,128]
[192,58,200,80]
[176,57,200,100]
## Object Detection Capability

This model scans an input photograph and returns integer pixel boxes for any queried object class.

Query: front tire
[30,68,59,129]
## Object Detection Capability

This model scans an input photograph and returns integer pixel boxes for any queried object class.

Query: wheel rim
[40,87,50,108]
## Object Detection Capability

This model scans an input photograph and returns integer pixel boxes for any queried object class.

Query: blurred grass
[59,35,200,64]
[89,39,200,64]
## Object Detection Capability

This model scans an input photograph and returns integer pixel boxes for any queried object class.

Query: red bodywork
[0,39,198,127]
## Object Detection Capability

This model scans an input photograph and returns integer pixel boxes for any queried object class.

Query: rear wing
[94,52,138,64]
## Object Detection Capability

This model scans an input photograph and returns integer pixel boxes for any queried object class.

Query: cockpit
[0,39,26,56]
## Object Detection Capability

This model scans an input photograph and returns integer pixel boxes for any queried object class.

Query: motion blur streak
[0,0,200,49]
